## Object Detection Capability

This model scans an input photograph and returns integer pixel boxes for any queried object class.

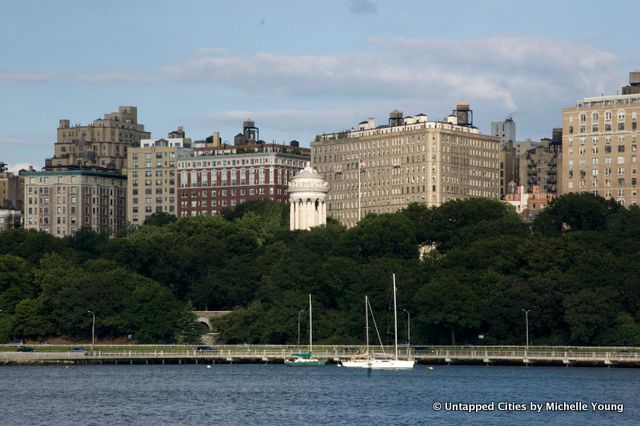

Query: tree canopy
[0,193,639,346]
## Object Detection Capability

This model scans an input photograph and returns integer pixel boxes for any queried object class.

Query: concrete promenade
[1,345,640,367]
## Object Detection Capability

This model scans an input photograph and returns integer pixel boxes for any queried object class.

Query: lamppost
[87,310,95,350]
[522,309,530,352]
[402,309,411,358]
[297,309,305,349]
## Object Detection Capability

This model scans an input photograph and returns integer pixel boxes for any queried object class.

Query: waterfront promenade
[2,345,639,367]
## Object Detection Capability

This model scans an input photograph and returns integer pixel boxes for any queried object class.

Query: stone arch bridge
[194,311,232,329]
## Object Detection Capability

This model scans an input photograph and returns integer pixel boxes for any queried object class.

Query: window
[618,145,625,153]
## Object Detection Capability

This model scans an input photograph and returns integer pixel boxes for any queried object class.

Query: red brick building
[177,142,310,217]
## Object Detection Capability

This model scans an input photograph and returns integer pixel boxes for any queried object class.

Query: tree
[143,212,177,227]
[414,274,482,345]
[533,193,620,235]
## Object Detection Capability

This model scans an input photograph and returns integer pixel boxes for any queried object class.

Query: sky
[1,0,639,172]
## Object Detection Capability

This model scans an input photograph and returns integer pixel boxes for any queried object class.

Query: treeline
[1,195,639,346]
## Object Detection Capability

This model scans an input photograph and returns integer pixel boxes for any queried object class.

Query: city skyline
[2,0,639,171]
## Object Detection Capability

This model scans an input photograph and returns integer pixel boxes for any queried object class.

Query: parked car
[16,346,37,352]
[196,345,214,352]
[70,347,88,354]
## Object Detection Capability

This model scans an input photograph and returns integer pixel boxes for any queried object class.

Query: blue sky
[2,0,639,171]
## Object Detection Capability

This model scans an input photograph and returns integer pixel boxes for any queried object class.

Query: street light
[522,309,530,351]
[87,310,96,350]
[402,309,411,358]
[297,309,305,349]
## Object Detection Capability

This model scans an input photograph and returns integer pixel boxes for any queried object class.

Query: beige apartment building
[561,73,640,205]
[23,169,127,237]
[127,136,190,225]
[0,163,23,210]
[47,106,150,172]
[311,105,501,227]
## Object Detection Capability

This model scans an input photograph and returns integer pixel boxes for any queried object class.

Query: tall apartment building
[47,106,150,172]
[520,136,561,194]
[22,169,127,237]
[492,118,517,195]
[126,134,191,225]
[0,162,23,210]
[177,120,310,217]
[499,142,517,197]
[311,104,501,227]
[561,73,640,206]
[491,117,516,146]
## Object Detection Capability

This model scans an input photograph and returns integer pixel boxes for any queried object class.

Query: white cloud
[194,108,364,136]
[6,162,35,173]
[77,72,158,84]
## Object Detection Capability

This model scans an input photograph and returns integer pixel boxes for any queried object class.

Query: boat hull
[284,359,328,367]
[340,359,415,369]
[368,359,415,370]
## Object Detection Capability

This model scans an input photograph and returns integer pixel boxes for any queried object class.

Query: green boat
[285,295,327,367]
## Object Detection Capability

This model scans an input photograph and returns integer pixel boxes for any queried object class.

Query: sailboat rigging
[285,294,327,366]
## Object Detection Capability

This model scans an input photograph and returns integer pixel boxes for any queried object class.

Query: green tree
[533,193,620,235]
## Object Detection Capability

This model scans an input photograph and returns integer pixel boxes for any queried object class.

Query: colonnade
[289,197,326,230]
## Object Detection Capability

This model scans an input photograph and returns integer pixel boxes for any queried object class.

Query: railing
[1,345,639,365]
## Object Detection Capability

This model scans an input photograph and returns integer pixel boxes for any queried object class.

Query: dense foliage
[1,196,639,346]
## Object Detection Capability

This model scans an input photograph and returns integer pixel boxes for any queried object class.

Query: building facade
[499,141,517,197]
[0,163,23,211]
[520,137,561,194]
[0,209,21,231]
[177,142,310,217]
[312,105,501,227]
[503,184,554,220]
[126,136,190,225]
[22,169,127,237]
[47,106,150,172]
[491,117,516,146]
[561,73,640,206]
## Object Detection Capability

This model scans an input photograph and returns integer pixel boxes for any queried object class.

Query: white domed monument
[288,162,329,230]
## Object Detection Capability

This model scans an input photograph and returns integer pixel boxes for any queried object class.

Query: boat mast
[309,294,313,354]
[393,273,398,361]
[365,295,369,356]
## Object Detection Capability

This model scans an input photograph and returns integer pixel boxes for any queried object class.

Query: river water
[0,364,637,425]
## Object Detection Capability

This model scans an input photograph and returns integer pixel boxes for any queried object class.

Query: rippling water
[0,364,637,425]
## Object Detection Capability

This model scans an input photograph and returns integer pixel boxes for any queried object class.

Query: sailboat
[285,294,327,366]
[341,274,415,370]
[340,296,372,368]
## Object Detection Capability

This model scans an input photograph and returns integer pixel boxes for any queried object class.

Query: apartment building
[520,137,561,194]
[177,142,309,217]
[126,135,190,225]
[47,106,150,172]
[22,169,127,237]
[311,103,501,227]
[0,163,23,210]
[561,72,640,205]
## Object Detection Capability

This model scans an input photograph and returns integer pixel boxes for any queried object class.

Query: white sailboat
[340,295,372,368]
[341,274,415,370]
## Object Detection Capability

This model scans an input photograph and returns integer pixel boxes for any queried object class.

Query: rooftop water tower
[243,119,259,142]
[453,101,473,127]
